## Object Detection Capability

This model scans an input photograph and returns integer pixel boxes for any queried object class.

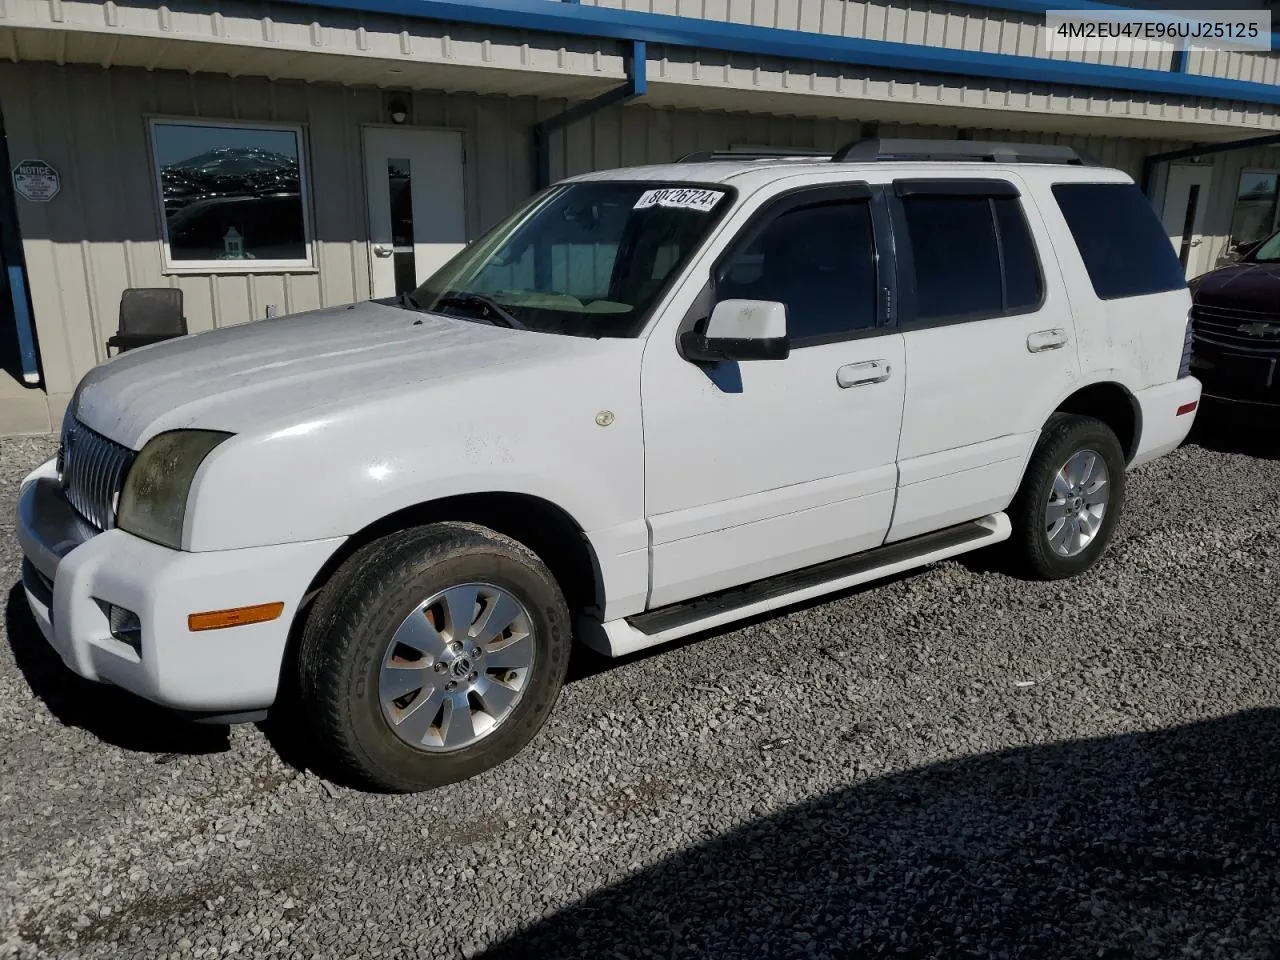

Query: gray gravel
[3,408,1280,960]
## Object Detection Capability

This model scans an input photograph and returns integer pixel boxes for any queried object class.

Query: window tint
[899,193,1044,323]
[902,197,1003,320]
[716,200,877,344]
[1052,182,1186,300]
[151,121,311,268]
[994,196,1044,312]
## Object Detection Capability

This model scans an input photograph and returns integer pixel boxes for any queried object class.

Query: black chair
[106,288,188,355]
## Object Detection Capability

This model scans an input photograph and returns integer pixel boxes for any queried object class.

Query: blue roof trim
[275,0,1280,107]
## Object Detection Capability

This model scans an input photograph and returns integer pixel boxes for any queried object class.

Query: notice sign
[12,159,60,203]
[634,187,725,213]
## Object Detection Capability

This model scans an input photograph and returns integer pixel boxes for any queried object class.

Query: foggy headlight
[117,430,232,549]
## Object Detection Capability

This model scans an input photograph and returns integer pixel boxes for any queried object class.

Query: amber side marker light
[1176,400,1199,417]
[188,602,285,632]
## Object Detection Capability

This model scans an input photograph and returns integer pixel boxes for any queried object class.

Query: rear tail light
[1178,312,1194,378]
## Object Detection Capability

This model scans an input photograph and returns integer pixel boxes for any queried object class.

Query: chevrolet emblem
[1238,321,1279,337]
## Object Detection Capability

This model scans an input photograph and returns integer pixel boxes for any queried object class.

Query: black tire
[1008,413,1127,581]
[296,522,571,793]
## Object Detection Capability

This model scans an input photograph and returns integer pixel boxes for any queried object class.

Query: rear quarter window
[1051,182,1186,300]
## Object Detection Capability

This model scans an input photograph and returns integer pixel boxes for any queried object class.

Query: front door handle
[836,360,892,388]
[373,244,394,258]
[1027,329,1067,353]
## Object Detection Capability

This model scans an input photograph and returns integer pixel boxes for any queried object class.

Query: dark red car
[1189,229,1280,407]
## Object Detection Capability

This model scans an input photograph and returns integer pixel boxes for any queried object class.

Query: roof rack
[676,148,830,163]
[674,139,1103,167]
[830,138,1100,166]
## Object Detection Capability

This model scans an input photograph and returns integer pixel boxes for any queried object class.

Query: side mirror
[1225,239,1261,264]
[680,299,790,363]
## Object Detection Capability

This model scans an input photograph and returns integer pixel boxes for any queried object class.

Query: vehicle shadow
[3,581,230,756]
[1186,399,1280,461]
[479,708,1280,960]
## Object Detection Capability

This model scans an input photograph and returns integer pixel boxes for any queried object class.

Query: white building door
[1161,163,1214,279]
[363,127,467,299]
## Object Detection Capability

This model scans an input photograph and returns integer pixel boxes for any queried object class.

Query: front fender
[182,345,645,553]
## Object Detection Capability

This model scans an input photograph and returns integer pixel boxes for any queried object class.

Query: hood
[1192,260,1280,314]
[71,300,587,449]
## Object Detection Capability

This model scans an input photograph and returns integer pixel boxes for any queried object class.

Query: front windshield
[407,181,734,337]
[1248,229,1280,263]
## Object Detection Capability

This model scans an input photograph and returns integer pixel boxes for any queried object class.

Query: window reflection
[151,121,310,265]
[1228,171,1280,251]
[388,159,417,294]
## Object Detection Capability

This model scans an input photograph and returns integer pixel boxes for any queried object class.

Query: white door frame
[1161,162,1214,279]
[361,124,468,299]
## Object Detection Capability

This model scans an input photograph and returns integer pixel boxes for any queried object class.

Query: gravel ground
[2,407,1280,960]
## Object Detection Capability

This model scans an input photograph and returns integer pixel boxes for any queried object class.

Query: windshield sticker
[633,188,726,213]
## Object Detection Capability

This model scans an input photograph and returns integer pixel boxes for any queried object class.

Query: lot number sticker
[634,187,725,213]
[12,159,61,203]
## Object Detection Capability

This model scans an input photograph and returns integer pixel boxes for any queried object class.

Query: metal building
[1,0,1278,433]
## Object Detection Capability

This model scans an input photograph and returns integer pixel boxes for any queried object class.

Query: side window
[994,197,1044,313]
[716,199,878,345]
[1052,182,1187,300]
[898,188,1045,324]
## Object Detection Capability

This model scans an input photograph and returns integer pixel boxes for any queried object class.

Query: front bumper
[1190,338,1280,407]
[16,458,345,714]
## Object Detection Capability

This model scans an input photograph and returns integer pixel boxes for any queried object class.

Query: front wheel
[1008,413,1127,581]
[296,522,571,793]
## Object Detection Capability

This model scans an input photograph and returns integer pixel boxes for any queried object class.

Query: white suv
[16,140,1201,792]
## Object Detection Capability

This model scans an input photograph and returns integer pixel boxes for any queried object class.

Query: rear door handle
[836,360,891,388]
[1027,329,1068,353]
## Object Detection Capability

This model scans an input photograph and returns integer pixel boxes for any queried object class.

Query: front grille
[58,418,135,531]
[1191,304,1280,353]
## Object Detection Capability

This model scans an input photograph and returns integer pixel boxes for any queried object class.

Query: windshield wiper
[432,291,526,330]
[397,290,425,311]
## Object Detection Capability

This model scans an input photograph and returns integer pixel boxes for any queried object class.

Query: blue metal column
[533,39,647,190]
[0,109,41,386]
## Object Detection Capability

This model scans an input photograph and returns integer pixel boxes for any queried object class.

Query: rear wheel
[1008,413,1126,580]
[296,522,571,792]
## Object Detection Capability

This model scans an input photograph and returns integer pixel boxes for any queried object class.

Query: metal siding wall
[545,100,1190,183]
[2,58,1225,402]
[1187,49,1280,85]
[0,62,541,395]
[638,42,1271,134]
[581,0,1174,71]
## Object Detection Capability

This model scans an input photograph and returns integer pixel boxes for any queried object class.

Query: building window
[149,119,314,272]
[1228,171,1280,252]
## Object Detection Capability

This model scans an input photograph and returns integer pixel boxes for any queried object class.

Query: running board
[580,513,1011,658]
